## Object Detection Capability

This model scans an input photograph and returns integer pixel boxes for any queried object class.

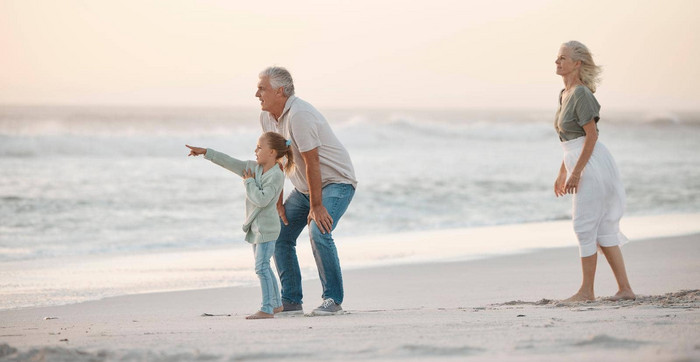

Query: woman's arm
[565,120,598,194]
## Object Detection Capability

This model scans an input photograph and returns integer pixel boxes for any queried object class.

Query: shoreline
[0,233,698,361]
[2,213,700,312]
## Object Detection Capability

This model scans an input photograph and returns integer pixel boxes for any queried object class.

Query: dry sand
[0,233,698,361]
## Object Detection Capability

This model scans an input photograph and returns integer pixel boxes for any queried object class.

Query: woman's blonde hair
[262,131,295,174]
[563,40,602,93]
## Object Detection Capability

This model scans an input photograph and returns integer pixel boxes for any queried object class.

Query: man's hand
[277,200,289,226]
[308,205,333,234]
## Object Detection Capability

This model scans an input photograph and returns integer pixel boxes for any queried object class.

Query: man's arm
[276,162,288,225]
[301,147,333,234]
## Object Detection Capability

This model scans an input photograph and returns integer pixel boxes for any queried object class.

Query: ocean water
[1,105,699,309]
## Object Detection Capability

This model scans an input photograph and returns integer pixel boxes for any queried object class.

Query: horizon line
[1,102,699,114]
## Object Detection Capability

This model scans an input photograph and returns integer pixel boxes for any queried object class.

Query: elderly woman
[554,41,635,302]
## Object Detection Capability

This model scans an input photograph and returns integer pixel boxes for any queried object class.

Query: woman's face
[555,46,580,77]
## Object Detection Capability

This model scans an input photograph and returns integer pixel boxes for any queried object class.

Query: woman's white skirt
[562,137,629,257]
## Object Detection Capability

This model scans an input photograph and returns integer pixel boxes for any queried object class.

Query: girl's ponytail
[262,131,295,174]
[283,143,295,174]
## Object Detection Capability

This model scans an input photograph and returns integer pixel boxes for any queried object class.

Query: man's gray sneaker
[311,298,343,316]
[278,301,303,316]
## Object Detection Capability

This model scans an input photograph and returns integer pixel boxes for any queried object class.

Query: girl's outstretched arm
[186,145,248,177]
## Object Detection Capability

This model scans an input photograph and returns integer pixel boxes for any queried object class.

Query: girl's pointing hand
[186,145,206,157]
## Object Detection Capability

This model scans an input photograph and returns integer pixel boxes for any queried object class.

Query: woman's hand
[565,171,581,194]
[554,172,567,197]
[243,169,255,180]
[186,145,206,157]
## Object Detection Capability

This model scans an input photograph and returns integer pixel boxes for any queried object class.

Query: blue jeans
[253,241,281,314]
[274,183,355,305]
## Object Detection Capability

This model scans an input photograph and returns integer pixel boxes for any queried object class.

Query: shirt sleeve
[204,149,248,177]
[573,87,601,127]
[289,111,322,153]
[244,171,284,208]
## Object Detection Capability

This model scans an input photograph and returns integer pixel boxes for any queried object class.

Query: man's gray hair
[259,66,295,97]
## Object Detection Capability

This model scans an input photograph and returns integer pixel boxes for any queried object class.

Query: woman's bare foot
[562,291,595,303]
[245,311,274,320]
[606,289,636,301]
[273,306,283,314]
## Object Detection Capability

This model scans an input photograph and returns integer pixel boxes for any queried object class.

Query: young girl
[186,131,294,319]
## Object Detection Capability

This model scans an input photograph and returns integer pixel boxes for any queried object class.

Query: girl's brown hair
[262,131,295,174]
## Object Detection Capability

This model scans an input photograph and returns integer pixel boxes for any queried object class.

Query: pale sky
[1,0,698,111]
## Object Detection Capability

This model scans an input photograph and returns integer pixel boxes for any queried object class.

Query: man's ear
[276,87,285,97]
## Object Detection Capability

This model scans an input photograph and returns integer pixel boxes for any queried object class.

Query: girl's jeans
[253,240,281,314]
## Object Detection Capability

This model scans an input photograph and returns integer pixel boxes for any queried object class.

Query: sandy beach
[1,230,698,361]
[2,1,700,361]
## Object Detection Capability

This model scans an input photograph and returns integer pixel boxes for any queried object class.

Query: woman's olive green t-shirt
[554,85,600,141]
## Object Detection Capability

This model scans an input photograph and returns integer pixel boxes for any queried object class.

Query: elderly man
[256,66,357,316]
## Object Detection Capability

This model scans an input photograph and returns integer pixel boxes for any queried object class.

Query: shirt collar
[278,95,297,120]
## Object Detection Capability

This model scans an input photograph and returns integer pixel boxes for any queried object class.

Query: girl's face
[555,46,580,77]
[255,136,276,165]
